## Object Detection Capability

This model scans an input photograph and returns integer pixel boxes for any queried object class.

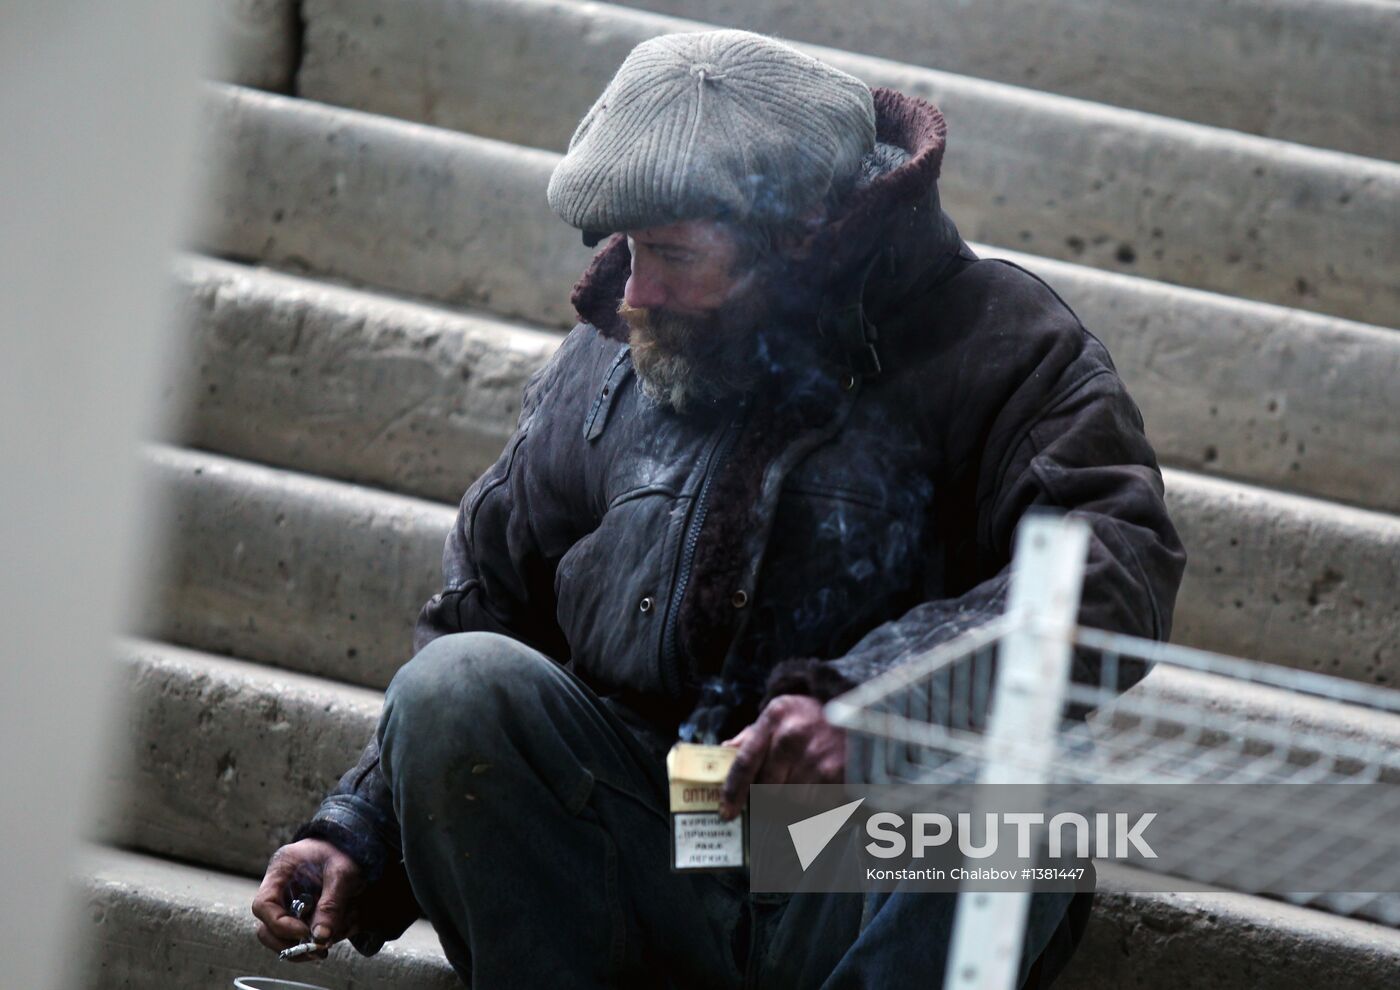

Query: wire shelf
[826,617,1400,925]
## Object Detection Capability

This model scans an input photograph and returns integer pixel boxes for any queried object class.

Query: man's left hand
[718,694,846,821]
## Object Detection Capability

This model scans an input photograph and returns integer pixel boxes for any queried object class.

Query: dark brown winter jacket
[295,86,1187,954]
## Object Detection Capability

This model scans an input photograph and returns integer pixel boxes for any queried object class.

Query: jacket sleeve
[409,361,571,659]
[763,301,1187,710]
[291,341,574,955]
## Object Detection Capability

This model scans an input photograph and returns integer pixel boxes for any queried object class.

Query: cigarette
[279,941,327,961]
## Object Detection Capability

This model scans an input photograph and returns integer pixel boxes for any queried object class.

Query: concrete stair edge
[172,252,1400,515]
[474,0,1400,163]
[81,804,1400,990]
[78,845,457,990]
[139,445,1400,690]
[168,254,559,506]
[1080,864,1400,989]
[101,636,1400,885]
[194,75,1400,329]
[213,0,1400,161]
[297,0,1400,174]
[138,442,454,691]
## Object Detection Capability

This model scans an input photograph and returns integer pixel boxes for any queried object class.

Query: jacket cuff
[760,657,858,710]
[347,931,388,957]
[293,795,392,886]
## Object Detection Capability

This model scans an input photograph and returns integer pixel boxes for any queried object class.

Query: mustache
[618,301,727,354]
[619,297,768,374]
[617,300,690,338]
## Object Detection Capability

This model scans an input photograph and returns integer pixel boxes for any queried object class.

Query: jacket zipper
[662,407,746,693]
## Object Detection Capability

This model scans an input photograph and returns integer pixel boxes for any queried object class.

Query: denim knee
[381,631,554,757]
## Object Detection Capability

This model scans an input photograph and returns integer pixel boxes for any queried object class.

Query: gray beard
[620,301,765,415]
[633,349,706,412]
[618,250,831,414]
[630,338,758,413]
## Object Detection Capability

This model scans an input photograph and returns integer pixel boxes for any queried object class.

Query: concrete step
[139,444,452,690]
[279,0,1400,328]
[99,639,381,878]
[86,648,1400,988]
[138,446,1400,689]
[194,84,594,330]
[1075,865,1400,990]
[74,846,1400,990]
[170,254,1400,518]
[597,0,1400,163]
[193,80,1400,341]
[987,247,1400,517]
[96,638,1400,883]
[168,256,558,506]
[77,846,456,990]
[1165,467,1399,685]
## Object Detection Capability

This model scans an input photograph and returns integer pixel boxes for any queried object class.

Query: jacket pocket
[554,490,689,696]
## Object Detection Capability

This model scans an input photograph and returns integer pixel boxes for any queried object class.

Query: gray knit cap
[547,30,876,238]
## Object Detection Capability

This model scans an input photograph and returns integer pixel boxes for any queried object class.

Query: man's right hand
[252,838,365,961]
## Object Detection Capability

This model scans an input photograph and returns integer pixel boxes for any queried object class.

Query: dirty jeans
[377,632,1090,989]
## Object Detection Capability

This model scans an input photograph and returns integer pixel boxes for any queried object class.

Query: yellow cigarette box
[666,743,746,870]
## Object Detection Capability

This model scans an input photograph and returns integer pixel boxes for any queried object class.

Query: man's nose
[623,267,667,310]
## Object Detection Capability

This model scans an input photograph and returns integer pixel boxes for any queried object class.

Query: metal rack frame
[825,516,1400,989]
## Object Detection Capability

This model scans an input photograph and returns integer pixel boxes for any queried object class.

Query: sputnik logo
[788,798,865,870]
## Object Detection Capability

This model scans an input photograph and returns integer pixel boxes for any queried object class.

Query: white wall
[0,3,215,987]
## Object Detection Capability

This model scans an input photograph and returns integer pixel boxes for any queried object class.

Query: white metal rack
[826,516,1400,989]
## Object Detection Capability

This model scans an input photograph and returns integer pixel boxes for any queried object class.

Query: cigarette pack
[666,743,746,871]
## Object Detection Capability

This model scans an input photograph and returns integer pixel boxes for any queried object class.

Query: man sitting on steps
[252,29,1186,988]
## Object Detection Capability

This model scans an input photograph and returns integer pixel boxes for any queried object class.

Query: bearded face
[617,220,823,414]
[618,292,765,414]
